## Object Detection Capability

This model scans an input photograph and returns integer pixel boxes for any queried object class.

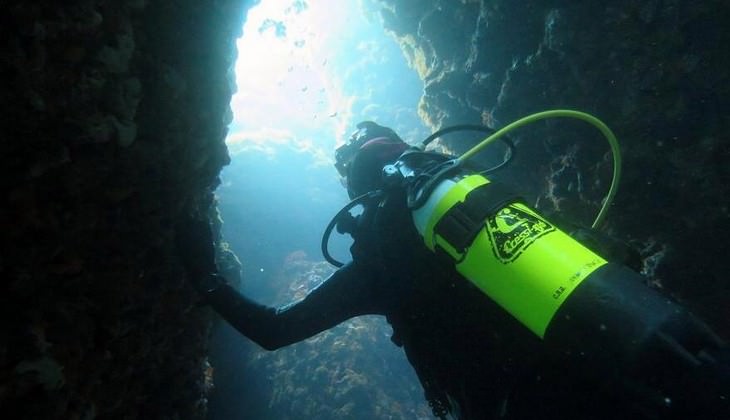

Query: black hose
[421,124,515,174]
[322,125,514,266]
[321,191,383,267]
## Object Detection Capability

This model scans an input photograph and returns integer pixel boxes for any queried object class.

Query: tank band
[434,182,521,253]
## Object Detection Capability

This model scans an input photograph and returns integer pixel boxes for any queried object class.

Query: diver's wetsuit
[190,122,729,419]
[201,192,692,420]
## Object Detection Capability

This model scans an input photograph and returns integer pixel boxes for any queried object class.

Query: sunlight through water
[226,0,427,163]
[212,1,432,419]
[228,1,357,163]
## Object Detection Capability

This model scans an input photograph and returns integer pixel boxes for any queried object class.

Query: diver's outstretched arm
[175,217,384,350]
[200,262,383,350]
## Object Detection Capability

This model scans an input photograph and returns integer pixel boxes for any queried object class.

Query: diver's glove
[174,216,226,293]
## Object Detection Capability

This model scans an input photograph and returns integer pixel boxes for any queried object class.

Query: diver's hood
[344,137,409,199]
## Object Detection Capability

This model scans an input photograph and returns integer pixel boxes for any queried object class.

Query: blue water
[210,0,431,418]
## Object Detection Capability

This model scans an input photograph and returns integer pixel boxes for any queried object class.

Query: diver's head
[335,121,408,198]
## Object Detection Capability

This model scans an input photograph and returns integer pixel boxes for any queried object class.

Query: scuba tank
[324,110,729,417]
[377,110,621,338]
[385,110,730,417]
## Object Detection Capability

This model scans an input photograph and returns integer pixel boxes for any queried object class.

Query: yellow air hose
[455,110,622,229]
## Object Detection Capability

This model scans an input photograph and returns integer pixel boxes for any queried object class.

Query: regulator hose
[421,124,516,175]
[456,110,621,229]
[321,190,383,267]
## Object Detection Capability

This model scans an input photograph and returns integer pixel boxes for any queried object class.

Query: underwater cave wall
[1,1,253,418]
[373,0,730,333]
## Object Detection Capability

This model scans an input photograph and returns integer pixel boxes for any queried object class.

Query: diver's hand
[175,217,218,277]
[175,217,227,293]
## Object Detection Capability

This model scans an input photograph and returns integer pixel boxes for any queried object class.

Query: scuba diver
[177,115,730,419]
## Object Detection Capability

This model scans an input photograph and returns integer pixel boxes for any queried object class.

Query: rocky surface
[0,1,252,418]
[2,0,729,419]
[370,0,730,334]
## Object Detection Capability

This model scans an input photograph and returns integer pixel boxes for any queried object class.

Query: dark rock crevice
[2,0,729,418]
[1,1,253,418]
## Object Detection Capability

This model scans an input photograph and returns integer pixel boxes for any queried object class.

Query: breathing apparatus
[323,110,729,415]
[325,110,621,337]
[396,110,622,337]
[324,110,729,414]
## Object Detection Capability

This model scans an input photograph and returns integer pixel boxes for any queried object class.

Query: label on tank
[485,205,556,263]
[455,202,607,338]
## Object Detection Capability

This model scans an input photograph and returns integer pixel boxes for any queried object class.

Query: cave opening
[209,1,430,418]
[4,0,728,418]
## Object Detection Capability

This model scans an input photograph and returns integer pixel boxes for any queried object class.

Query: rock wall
[0,1,252,418]
[2,0,729,418]
[373,0,730,333]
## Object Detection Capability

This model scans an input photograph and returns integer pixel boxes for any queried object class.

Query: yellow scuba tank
[384,110,722,358]
[333,110,729,416]
[410,172,606,338]
[384,110,622,338]
[325,110,728,415]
